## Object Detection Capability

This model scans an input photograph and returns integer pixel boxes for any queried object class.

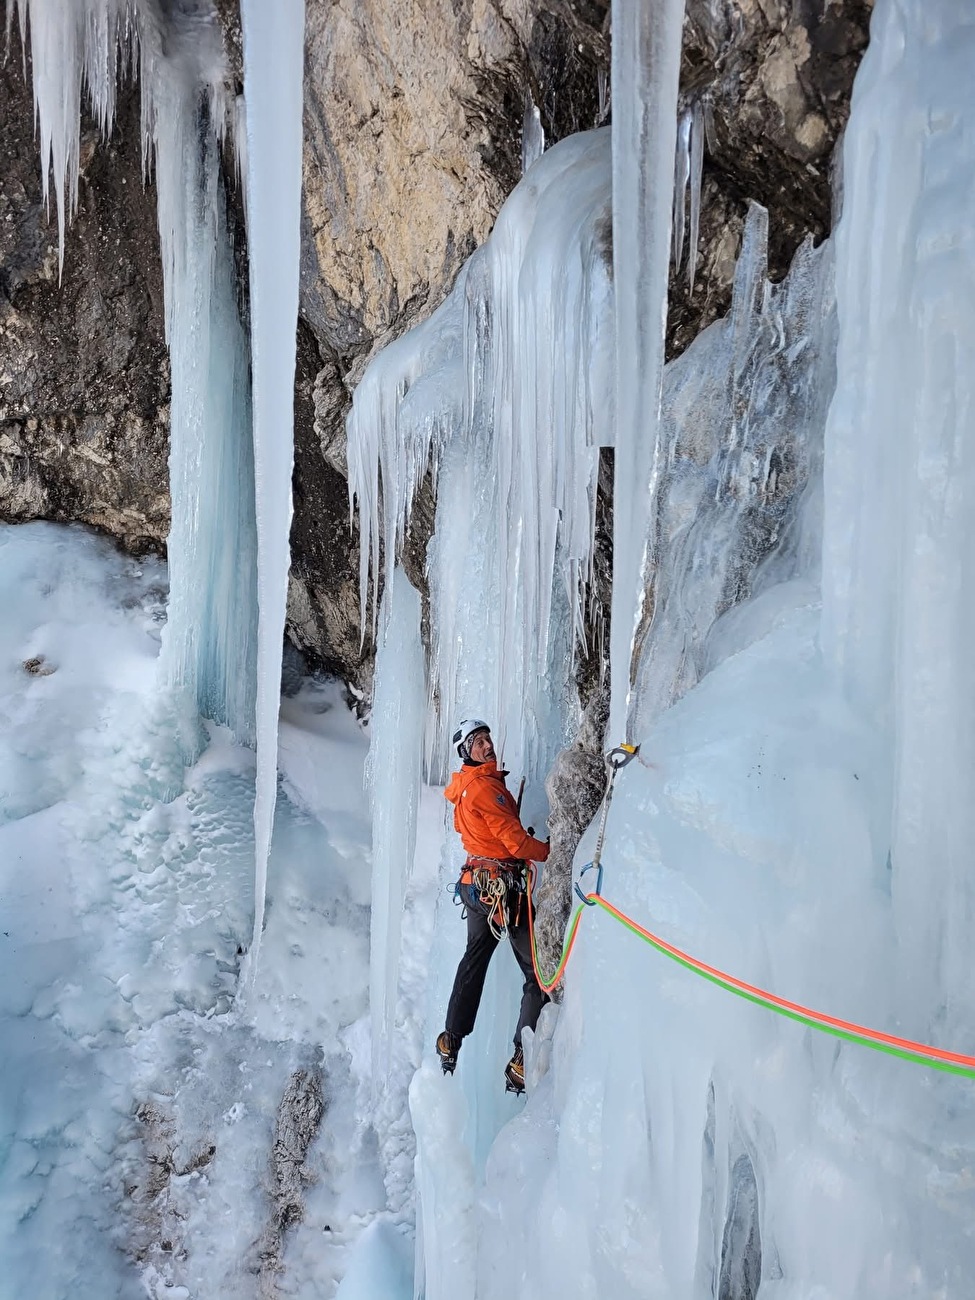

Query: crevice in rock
[255,1067,326,1298]
[718,1149,762,1300]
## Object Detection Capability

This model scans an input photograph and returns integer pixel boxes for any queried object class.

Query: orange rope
[525,867,975,1078]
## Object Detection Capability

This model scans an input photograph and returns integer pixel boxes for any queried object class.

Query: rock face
[0,49,170,556]
[668,0,873,357]
[0,0,871,685]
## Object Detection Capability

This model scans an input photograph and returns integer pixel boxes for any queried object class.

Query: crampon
[436,1031,460,1075]
[504,1045,525,1094]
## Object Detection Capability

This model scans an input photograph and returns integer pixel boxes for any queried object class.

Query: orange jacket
[444,760,550,861]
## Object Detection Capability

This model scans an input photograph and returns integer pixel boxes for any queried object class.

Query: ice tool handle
[574,742,639,906]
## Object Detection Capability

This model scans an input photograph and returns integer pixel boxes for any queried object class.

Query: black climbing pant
[445,880,548,1050]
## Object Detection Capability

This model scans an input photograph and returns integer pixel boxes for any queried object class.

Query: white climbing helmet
[452,718,491,761]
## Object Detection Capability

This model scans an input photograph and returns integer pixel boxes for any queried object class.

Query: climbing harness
[526,741,975,1080]
[455,855,526,941]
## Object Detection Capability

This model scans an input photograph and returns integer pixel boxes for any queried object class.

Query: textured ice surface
[631,204,836,733]
[822,0,975,1041]
[0,524,393,1298]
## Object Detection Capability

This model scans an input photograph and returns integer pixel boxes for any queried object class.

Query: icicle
[521,94,545,174]
[239,0,306,971]
[608,0,685,743]
[688,98,705,292]
[597,65,610,124]
[673,108,691,273]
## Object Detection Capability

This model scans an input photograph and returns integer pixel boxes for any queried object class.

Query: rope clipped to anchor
[526,740,975,1080]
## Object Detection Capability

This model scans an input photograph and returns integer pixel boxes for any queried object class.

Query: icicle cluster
[672,99,705,292]
[348,130,614,781]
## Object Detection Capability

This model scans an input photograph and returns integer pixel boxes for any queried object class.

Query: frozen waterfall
[355,1,975,1297]
[6,0,975,1294]
[348,129,615,784]
[821,0,975,1057]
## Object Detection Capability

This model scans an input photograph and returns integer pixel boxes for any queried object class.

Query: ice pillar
[10,0,259,746]
[821,0,975,1032]
[367,569,425,1081]
[240,0,306,966]
[608,0,684,742]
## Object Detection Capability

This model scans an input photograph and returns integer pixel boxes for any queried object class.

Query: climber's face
[469,730,495,763]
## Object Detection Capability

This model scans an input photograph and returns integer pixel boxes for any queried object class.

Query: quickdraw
[574,742,639,907]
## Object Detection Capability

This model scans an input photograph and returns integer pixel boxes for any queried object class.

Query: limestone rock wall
[0,0,871,688]
[0,50,170,555]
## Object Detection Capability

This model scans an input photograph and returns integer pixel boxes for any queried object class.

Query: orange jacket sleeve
[468,781,550,861]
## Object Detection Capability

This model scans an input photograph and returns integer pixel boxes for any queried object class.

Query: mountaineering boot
[437,1030,461,1075]
[504,1045,525,1095]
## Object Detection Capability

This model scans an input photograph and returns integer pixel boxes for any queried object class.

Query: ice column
[10,0,259,745]
[150,30,258,751]
[367,569,425,1080]
[608,0,685,743]
[821,0,975,1033]
[240,0,306,966]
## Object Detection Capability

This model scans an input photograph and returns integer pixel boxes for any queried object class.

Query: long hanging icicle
[687,98,705,291]
[673,108,691,273]
[608,0,685,742]
[240,0,306,971]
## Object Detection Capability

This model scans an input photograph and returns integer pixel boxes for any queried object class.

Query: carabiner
[606,742,639,771]
[574,860,604,906]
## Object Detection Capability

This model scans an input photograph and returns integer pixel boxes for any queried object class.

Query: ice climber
[436,719,551,1094]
